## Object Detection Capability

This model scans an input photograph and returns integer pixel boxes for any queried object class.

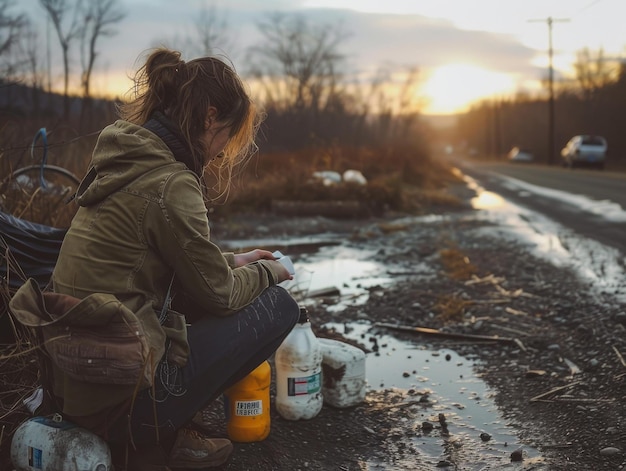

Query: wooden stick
[486,323,531,338]
[542,443,573,449]
[553,398,615,403]
[375,322,519,344]
[613,346,626,368]
[465,274,504,285]
[530,381,582,402]
[376,399,426,411]
[505,307,529,316]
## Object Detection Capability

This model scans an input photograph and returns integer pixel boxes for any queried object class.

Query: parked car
[507,147,534,163]
[560,135,607,169]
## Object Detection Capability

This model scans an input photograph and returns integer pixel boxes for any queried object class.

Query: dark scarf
[143,111,201,176]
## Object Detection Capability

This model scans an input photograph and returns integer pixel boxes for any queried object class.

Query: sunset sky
[19,0,624,115]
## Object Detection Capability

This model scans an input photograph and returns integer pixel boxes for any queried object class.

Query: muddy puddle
[281,244,400,310]
[327,321,545,469]
[269,240,546,469]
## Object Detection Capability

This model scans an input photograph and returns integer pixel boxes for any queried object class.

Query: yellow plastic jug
[223,360,271,442]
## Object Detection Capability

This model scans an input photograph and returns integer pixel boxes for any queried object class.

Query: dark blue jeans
[112,286,299,445]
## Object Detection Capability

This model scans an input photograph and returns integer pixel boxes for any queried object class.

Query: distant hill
[0,80,114,118]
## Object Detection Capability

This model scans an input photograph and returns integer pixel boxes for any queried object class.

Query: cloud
[106,4,540,79]
[295,9,539,79]
[17,0,544,99]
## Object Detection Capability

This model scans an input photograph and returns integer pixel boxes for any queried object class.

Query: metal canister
[11,414,112,471]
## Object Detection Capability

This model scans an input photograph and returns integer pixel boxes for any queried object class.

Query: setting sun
[422,64,516,115]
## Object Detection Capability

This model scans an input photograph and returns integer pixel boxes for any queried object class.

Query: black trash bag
[1,211,66,343]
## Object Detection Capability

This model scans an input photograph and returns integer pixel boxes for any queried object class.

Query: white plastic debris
[312,171,342,186]
[342,169,367,185]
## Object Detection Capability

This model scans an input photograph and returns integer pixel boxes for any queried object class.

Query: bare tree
[39,0,82,120]
[573,47,618,100]
[21,24,44,87]
[0,0,25,77]
[79,0,124,99]
[247,12,348,111]
[194,2,233,56]
[392,67,423,142]
[163,2,234,60]
[77,0,124,127]
[15,21,47,116]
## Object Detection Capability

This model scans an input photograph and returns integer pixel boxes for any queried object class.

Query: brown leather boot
[168,427,233,469]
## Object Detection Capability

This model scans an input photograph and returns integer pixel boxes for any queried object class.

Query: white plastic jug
[275,307,323,420]
[11,415,112,471]
[319,338,367,408]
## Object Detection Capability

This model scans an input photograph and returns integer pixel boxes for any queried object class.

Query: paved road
[451,159,626,255]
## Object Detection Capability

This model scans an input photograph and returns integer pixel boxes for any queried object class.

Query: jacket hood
[77,120,177,206]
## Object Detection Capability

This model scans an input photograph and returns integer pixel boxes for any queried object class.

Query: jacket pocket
[43,320,148,385]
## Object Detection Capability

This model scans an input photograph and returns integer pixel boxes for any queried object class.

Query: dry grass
[1,178,79,228]
[0,232,46,466]
[0,301,39,466]
[0,116,466,467]
[434,245,480,323]
[208,144,464,216]
[434,294,475,323]
[439,246,478,280]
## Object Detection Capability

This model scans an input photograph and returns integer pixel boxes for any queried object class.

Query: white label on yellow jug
[287,372,321,396]
[234,400,263,416]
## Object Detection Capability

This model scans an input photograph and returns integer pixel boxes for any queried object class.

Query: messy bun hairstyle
[118,48,261,194]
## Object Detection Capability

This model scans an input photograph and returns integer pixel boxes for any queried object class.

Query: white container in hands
[275,307,323,420]
[272,250,295,275]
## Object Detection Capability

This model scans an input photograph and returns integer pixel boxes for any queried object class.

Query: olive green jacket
[51,120,279,417]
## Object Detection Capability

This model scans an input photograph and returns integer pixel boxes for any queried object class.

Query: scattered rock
[510,449,524,462]
[600,447,622,457]
[211,200,626,471]
[422,421,434,433]
[614,313,626,325]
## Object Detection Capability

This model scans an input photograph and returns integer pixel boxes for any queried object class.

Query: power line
[528,17,570,166]
[0,129,101,155]
[574,0,604,15]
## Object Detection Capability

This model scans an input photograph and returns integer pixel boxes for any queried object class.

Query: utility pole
[529,17,569,165]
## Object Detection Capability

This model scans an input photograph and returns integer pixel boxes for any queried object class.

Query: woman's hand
[266,260,294,283]
[233,249,276,267]
[233,249,293,283]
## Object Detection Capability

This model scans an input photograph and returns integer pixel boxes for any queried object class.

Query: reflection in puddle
[471,190,505,210]
[465,174,626,302]
[225,222,547,467]
[326,322,544,469]
[281,245,399,311]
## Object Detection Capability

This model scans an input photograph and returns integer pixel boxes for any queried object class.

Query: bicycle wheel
[1,164,81,228]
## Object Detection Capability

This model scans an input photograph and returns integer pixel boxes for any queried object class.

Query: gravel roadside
[208,181,626,470]
[3,180,625,470]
